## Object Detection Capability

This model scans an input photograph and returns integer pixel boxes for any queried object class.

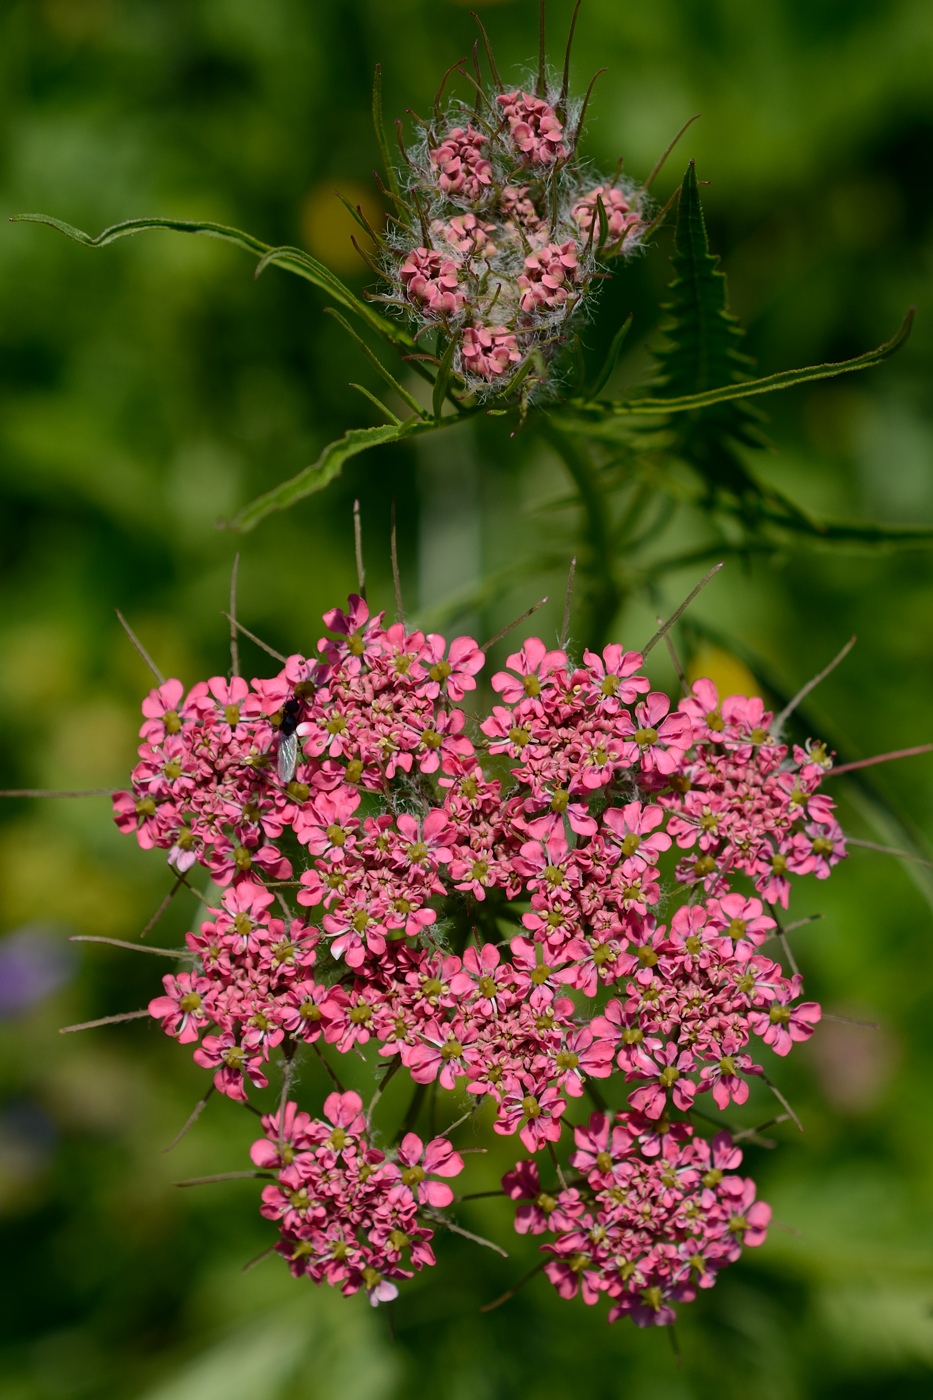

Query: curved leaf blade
[432,332,461,422]
[11,212,408,347]
[372,65,401,201]
[223,421,425,534]
[324,307,425,417]
[11,211,268,255]
[585,312,634,400]
[573,308,914,418]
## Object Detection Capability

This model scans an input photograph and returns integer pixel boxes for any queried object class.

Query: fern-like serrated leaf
[655,162,754,398]
[650,161,767,507]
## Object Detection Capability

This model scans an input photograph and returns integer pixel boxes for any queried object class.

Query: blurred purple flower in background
[0,925,74,1018]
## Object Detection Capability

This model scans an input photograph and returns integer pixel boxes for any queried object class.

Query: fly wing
[277,732,298,784]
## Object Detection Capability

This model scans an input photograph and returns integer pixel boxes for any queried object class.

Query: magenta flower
[192,1033,269,1101]
[419,633,483,701]
[706,893,775,955]
[602,801,671,868]
[748,982,821,1055]
[492,636,568,705]
[293,785,361,856]
[395,1133,464,1208]
[139,677,199,744]
[404,1020,476,1091]
[698,1050,762,1110]
[495,1077,567,1152]
[628,1042,697,1118]
[630,693,693,774]
[578,645,649,709]
[503,1158,574,1233]
[149,971,212,1044]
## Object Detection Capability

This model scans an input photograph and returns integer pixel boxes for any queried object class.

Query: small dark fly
[277,696,301,784]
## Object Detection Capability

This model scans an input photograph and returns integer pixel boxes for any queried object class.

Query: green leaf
[595,193,610,254]
[348,384,402,425]
[372,65,400,201]
[11,212,410,348]
[224,421,424,533]
[653,161,755,397]
[432,332,460,422]
[323,307,425,418]
[11,210,266,254]
[576,161,771,510]
[585,312,634,400]
[570,308,914,417]
[333,190,382,245]
[560,161,918,555]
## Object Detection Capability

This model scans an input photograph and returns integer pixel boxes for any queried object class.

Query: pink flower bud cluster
[571,185,643,255]
[252,1093,463,1307]
[374,70,647,395]
[116,593,844,1325]
[506,1112,771,1326]
[495,90,569,165]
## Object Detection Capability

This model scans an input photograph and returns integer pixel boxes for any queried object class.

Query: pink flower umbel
[518,241,581,315]
[111,588,860,1326]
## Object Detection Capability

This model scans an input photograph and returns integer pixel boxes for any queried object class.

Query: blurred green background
[1,0,932,1395]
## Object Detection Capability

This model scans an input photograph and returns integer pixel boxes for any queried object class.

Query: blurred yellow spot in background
[300,181,385,275]
[41,0,111,40]
[686,644,761,700]
[0,824,137,935]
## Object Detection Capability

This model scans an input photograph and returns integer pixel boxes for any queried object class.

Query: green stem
[539,419,622,647]
[394,1082,427,1142]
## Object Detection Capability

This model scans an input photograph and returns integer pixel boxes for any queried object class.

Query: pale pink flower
[571,184,642,252]
[399,247,465,317]
[431,212,497,260]
[496,91,568,164]
[429,125,493,202]
[460,325,522,380]
[518,241,581,314]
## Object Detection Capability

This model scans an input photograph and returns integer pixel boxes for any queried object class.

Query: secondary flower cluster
[118,593,840,1325]
[374,64,646,393]
[252,1092,463,1307]
[506,1112,770,1327]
